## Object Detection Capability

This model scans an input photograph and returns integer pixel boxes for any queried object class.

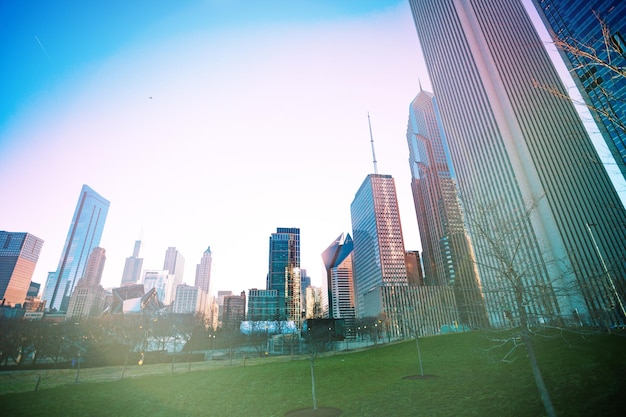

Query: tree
[302,321,335,411]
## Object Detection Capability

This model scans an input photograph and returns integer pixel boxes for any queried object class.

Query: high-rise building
[266,227,301,326]
[0,231,44,307]
[163,247,185,289]
[409,0,626,326]
[121,240,143,287]
[66,247,107,320]
[194,246,213,316]
[321,233,356,328]
[305,286,323,320]
[247,288,279,321]
[404,251,424,286]
[407,90,488,328]
[350,174,408,318]
[43,185,109,312]
[143,270,175,305]
[531,0,626,179]
[172,284,200,314]
[223,291,246,329]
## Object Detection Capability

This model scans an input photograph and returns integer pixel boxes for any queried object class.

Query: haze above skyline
[1,1,623,296]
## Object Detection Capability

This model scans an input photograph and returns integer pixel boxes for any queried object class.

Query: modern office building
[531,0,626,179]
[247,288,279,321]
[194,247,213,316]
[142,270,175,305]
[266,228,301,326]
[172,284,200,314]
[350,174,409,318]
[407,90,488,328]
[409,0,626,326]
[404,251,424,286]
[65,247,107,320]
[43,185,109,312]
[0,231,44,307]
[223,291,246,329]
[163,247,185,290]
[321,233,356,329]
[121,240,143,287]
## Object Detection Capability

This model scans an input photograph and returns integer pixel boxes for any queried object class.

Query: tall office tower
[121,240,143,287]
[43,185,109,312]
[532,0,626,179]
[321,233,356,329]
[407,90,488,328]
[194,247,213,316]
[404,251,424,286]
[300,268,311,316]
[0,231,44,307]
[350,174,409,317]
[409,0,626,326]
[266,227,301,326]
[164,247,185,286]
[66,247,107,319]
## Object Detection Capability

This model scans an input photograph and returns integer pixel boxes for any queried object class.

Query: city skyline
[1,1,624,298]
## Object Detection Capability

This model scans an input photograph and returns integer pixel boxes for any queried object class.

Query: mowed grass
[0,330,624,417]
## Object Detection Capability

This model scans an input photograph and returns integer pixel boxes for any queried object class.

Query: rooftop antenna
[368,112,378,174]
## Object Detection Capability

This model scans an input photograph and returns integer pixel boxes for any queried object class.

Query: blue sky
[1,0,623,296]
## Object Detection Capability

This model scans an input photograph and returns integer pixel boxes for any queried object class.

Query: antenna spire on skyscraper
[368,112,378,174]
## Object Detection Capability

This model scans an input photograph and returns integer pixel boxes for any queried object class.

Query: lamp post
[585,223,626,320]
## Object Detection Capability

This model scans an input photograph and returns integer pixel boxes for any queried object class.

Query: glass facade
[409,0,626,326]
[321,233,356,330]
[350,174,408,317]
[532,0,626,179]
[0,231,44,307]
[43,185,109,312]
[266,227,301,326]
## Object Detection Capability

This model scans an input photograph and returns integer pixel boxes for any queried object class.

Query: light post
[585,223,626,320]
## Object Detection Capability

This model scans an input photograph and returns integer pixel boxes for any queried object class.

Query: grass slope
[0,330,624,417]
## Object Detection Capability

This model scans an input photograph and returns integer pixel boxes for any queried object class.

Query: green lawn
[0,330,624,416]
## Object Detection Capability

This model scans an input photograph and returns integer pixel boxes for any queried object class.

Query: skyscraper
[409,0,626,326]
[321,233,355,328]
[0,231,44,307]
[43,185,109,312]
[121,240,143,287]
[531,0,626,179]
[407,90,488,328]
[266,227,301,326]
[195,247,213,316]
[163,247,185,288]
[350,174,408,317]
[66,247,107,319]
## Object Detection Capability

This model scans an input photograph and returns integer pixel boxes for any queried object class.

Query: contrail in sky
[35,35,51,60]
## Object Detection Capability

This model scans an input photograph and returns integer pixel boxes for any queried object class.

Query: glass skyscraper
[407,90,488,328]
[43,184,109,312]
[350,174,408,317]
[321,233,355,329]
[266,227,301,326]
[0,231,44,307]
[531,0,626,179]
[409,0,626,326]
[120,240,143,287]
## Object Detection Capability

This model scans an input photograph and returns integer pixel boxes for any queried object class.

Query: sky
[1,1,624,297]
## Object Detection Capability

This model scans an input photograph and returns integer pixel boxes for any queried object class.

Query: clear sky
[1,1,623,296]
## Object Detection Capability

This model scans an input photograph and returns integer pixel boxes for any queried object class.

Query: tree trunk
[310,357,317,410]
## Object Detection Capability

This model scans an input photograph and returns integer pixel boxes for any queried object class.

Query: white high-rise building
[194,247,213,316]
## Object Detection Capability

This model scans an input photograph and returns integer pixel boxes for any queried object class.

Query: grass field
[0,329,624,416]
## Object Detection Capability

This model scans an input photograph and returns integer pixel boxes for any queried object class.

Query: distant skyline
[1,1,623,296]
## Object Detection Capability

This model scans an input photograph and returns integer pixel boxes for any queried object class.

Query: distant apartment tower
[0,231,44,307]
[407,90,488,328]
[163,247,185,288]
[247,289,279,321]
[321,233,356,328]
[409,0,626,326]
[44,185,109,312]
[350,174,408,318]
[223,291,246,329]
[66,247,107,319]
[194,247,213,316]
[121,241,143,287]
[172,284,200,314]
[531,0,626,179]
[266,228,301,326]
